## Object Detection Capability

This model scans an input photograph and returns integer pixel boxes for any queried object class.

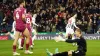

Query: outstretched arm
[32,20,38,26]
[73,22,78,29]
[54,36,79,43]
[65,39,79,43]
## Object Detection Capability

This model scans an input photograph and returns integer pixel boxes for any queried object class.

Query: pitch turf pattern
[0,40,100,56]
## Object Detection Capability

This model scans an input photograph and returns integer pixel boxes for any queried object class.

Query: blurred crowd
[0,0,100,34]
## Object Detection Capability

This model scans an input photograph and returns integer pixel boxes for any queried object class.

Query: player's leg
[10,33,15,39]
[65,28,68,38]
[68,50,83,56]
[70,29,77,46]
[18,35,25,50]
[71,29,75,40]
[66,28,72,39]
[28,29,33,49]
[13,31,20,55]
[10,30,16,39]
[27,26,33,49]
[23,28,33,54]
[53,52,68,56]
[21,37,25,48]
[52,50,76,56]
[47,51,68,56]
[46,49,68,56]
[32,29,37,45]
[74,50,86,56]
[18,38,21,49]
[68,50,72,56]
[30,32,33,49]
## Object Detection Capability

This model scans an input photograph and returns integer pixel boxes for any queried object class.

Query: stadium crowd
[0,0,100,34]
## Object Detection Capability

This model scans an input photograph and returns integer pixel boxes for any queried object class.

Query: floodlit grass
[0,40,100,56]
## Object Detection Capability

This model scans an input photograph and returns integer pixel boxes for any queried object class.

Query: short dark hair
[27,9,31,13]
[71,12,77,16]
[19,0,24,4]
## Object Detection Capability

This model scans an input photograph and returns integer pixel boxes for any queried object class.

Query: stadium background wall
[0,33,100,40]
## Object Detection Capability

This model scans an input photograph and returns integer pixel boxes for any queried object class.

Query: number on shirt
[26,18,30,23]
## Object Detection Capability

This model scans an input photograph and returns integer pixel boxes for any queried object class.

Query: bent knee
[68,51,72,56]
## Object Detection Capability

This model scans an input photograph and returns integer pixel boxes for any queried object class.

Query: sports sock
[26,44,29,50]
[30,38,33,45]
[13,45,16,52]
[21,38,25,47]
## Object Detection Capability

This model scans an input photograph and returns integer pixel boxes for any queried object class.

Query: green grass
[0,40,100,56]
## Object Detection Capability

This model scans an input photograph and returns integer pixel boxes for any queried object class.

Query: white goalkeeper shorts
[66,28,74,35]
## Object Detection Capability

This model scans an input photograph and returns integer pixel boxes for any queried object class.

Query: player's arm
[22,9,26,23]
[54,36,79,43]
[12,21,15,32]
[32,21,38,26]
[65,39,79,43]
[13,17,16,21]
[32,14,39,26]
[13,11,16,21]
[72,14,79,29]
[32,18,38,26]
[30,15,33,26]
[73,22,79,29]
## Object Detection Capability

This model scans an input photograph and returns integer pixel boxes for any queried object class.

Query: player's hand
[54,36,66,42]
[36,24,40,27]
[54,37,60,42]
[37,25,39,27]
[76,27,80,29]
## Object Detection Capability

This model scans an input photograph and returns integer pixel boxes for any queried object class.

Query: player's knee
[13,40,17,45]
[23,28,30,37]
[25,34,30,38]
[68,51,72,56]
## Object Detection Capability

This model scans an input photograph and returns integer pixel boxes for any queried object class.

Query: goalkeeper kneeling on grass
[46,29,87,56]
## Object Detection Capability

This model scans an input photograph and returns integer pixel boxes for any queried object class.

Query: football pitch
[0,40,100,56]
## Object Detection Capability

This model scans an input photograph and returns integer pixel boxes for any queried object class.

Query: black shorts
[72,50,86,56]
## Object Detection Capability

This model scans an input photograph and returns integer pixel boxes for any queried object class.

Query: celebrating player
[31,14,38,45]
[47,29,87,56]
[66,14,79,39]
[26,11,33,48]
[13,1,33,55]
[18,10,33,49]
[18,12,38,50]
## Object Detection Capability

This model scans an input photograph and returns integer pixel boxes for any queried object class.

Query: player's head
[71,12,77,18]
[75,28,82,37]
[27,10,31,14]
[33,14,37,18]
[19,0,25,7]
[73,14,77,19]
